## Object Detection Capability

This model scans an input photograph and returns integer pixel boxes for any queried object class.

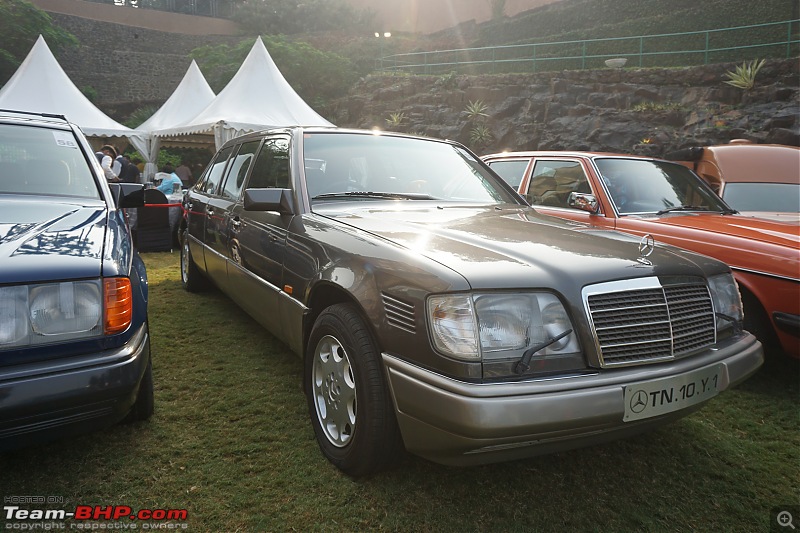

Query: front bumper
[383,333,763,466]
[0,323,151,451]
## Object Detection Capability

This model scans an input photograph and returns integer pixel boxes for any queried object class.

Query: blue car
[0,109,153,450]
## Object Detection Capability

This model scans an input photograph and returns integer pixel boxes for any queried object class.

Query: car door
[205,140,262,293]
[185,145,233,278]
[226,135,294,338]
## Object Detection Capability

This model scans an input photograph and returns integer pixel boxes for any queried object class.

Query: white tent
[136,60,216,179]
[155,36,333,149]
[0,35,147,157]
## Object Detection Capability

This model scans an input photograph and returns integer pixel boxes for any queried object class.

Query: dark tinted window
[198,146,233,195]
[247,137,290,189]
[221,141,261,200]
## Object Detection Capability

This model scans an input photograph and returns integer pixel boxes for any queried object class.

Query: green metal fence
[378,20,800,75]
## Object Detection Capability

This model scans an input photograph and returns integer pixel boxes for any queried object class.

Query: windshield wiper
[313,191,439,200]
[514,329,573,374]
[656,205,711,215]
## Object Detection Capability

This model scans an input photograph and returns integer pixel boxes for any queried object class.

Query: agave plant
[723,59,766,90]
[385,112,405,128]
[465,100,490,120]
[469,124,494,146]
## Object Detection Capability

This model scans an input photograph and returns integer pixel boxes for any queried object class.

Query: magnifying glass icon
[778,511,796,529]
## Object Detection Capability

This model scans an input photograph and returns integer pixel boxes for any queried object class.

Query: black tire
[305,303,403,477]
[741,289,780,357]
[180,227,208,292]
[123,354,154,423]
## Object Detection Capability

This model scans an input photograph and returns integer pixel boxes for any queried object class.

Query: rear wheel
[180,227,208,292]
[305,303,402,477]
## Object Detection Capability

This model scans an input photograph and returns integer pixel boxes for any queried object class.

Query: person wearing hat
[95,144,119,182]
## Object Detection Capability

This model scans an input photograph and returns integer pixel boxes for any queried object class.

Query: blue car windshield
[0,124,100,199]
[302,132,519,205]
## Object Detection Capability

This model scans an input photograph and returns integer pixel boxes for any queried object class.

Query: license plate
[623,364,723,422]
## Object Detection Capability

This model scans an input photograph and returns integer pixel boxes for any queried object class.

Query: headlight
[0,278,133,350]
[428,292,583,376]
[707,273,743,334]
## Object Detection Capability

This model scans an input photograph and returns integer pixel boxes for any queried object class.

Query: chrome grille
[382,293,416,333]
[584,278,715,367]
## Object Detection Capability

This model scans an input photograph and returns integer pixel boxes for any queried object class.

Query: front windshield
[302,132,519,205]
[0,124,100,199]
[594,158,729,215]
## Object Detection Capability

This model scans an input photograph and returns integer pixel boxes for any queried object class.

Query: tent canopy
[135,60,216,177]
[155,36,333,149]
[0,35,145,147]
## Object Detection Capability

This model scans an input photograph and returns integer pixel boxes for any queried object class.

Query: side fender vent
[382,293,416,334]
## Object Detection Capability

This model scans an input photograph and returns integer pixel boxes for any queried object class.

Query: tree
[190,35,359,107]
[0,0,78,86]
[489,0,506,19]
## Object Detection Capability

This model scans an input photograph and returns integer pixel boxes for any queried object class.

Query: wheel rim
[312,334,357,448]
[180,233,189,283]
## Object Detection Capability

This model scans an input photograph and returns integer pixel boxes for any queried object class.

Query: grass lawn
[1,251,798,531]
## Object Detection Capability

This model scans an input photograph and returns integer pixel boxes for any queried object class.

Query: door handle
[231,217,242,231]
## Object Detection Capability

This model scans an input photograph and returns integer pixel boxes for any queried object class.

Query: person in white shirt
[96,145,118,182]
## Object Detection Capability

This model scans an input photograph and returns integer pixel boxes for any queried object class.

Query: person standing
[119,155,141,183]
[174,159,193,187]
[96,145,118,182]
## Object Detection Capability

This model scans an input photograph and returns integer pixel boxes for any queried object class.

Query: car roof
[0,109,74,130]
[704,144,800,185]
[482,150,661,161]
[220,126,463,150]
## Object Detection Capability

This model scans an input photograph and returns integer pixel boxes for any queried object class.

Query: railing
[378,20,800,75]
[81,0,235,19]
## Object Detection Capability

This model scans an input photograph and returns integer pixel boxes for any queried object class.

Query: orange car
[667,142,800,222]
[483,150,800,358]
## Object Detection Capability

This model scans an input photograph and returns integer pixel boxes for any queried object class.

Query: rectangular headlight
[707,273,743,334]
[0,278,131,350]
[428,292,582,369]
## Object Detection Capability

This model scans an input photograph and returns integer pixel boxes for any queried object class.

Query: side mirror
[568,192,600,214]
[109,183,144,208]
[243,188,295,215]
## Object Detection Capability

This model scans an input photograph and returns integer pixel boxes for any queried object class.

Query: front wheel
[180,227,208,292]
[305,303,402,477]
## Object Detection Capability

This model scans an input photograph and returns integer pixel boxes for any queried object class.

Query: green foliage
[232,0,374,35]
[469,124,494,147]
[0,0,79,85]
[123,105,158,129]
[190,36,359,107]
[723,59,766,90]
[465,100,490,120]
[489,0,507,19]
[631,101,685,112]
[80,85,98,104]
[385,112,405,128]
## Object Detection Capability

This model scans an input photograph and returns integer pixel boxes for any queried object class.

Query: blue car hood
[0,196,108,284]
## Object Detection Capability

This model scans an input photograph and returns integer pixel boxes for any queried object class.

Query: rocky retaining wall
[331,59,799,155]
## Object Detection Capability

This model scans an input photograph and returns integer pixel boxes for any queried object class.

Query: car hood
[636,212,799,247]
[0,197,108,284]
[318,203,721,290]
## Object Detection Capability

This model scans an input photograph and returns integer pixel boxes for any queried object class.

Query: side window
[526,160,590,208]
[221,140,261,200]
[247,137,290,189]
[198,145,233,195]
[487,159,529,189]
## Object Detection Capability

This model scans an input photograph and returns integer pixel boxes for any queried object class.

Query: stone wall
[331,58,800,156]
[48,12,241,114]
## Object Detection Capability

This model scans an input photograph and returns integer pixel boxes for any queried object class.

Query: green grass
[1,251,798,531]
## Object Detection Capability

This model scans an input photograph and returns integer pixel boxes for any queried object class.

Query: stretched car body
[181,128,762,475]
[0,110,153,450]
[483,150,800,359]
